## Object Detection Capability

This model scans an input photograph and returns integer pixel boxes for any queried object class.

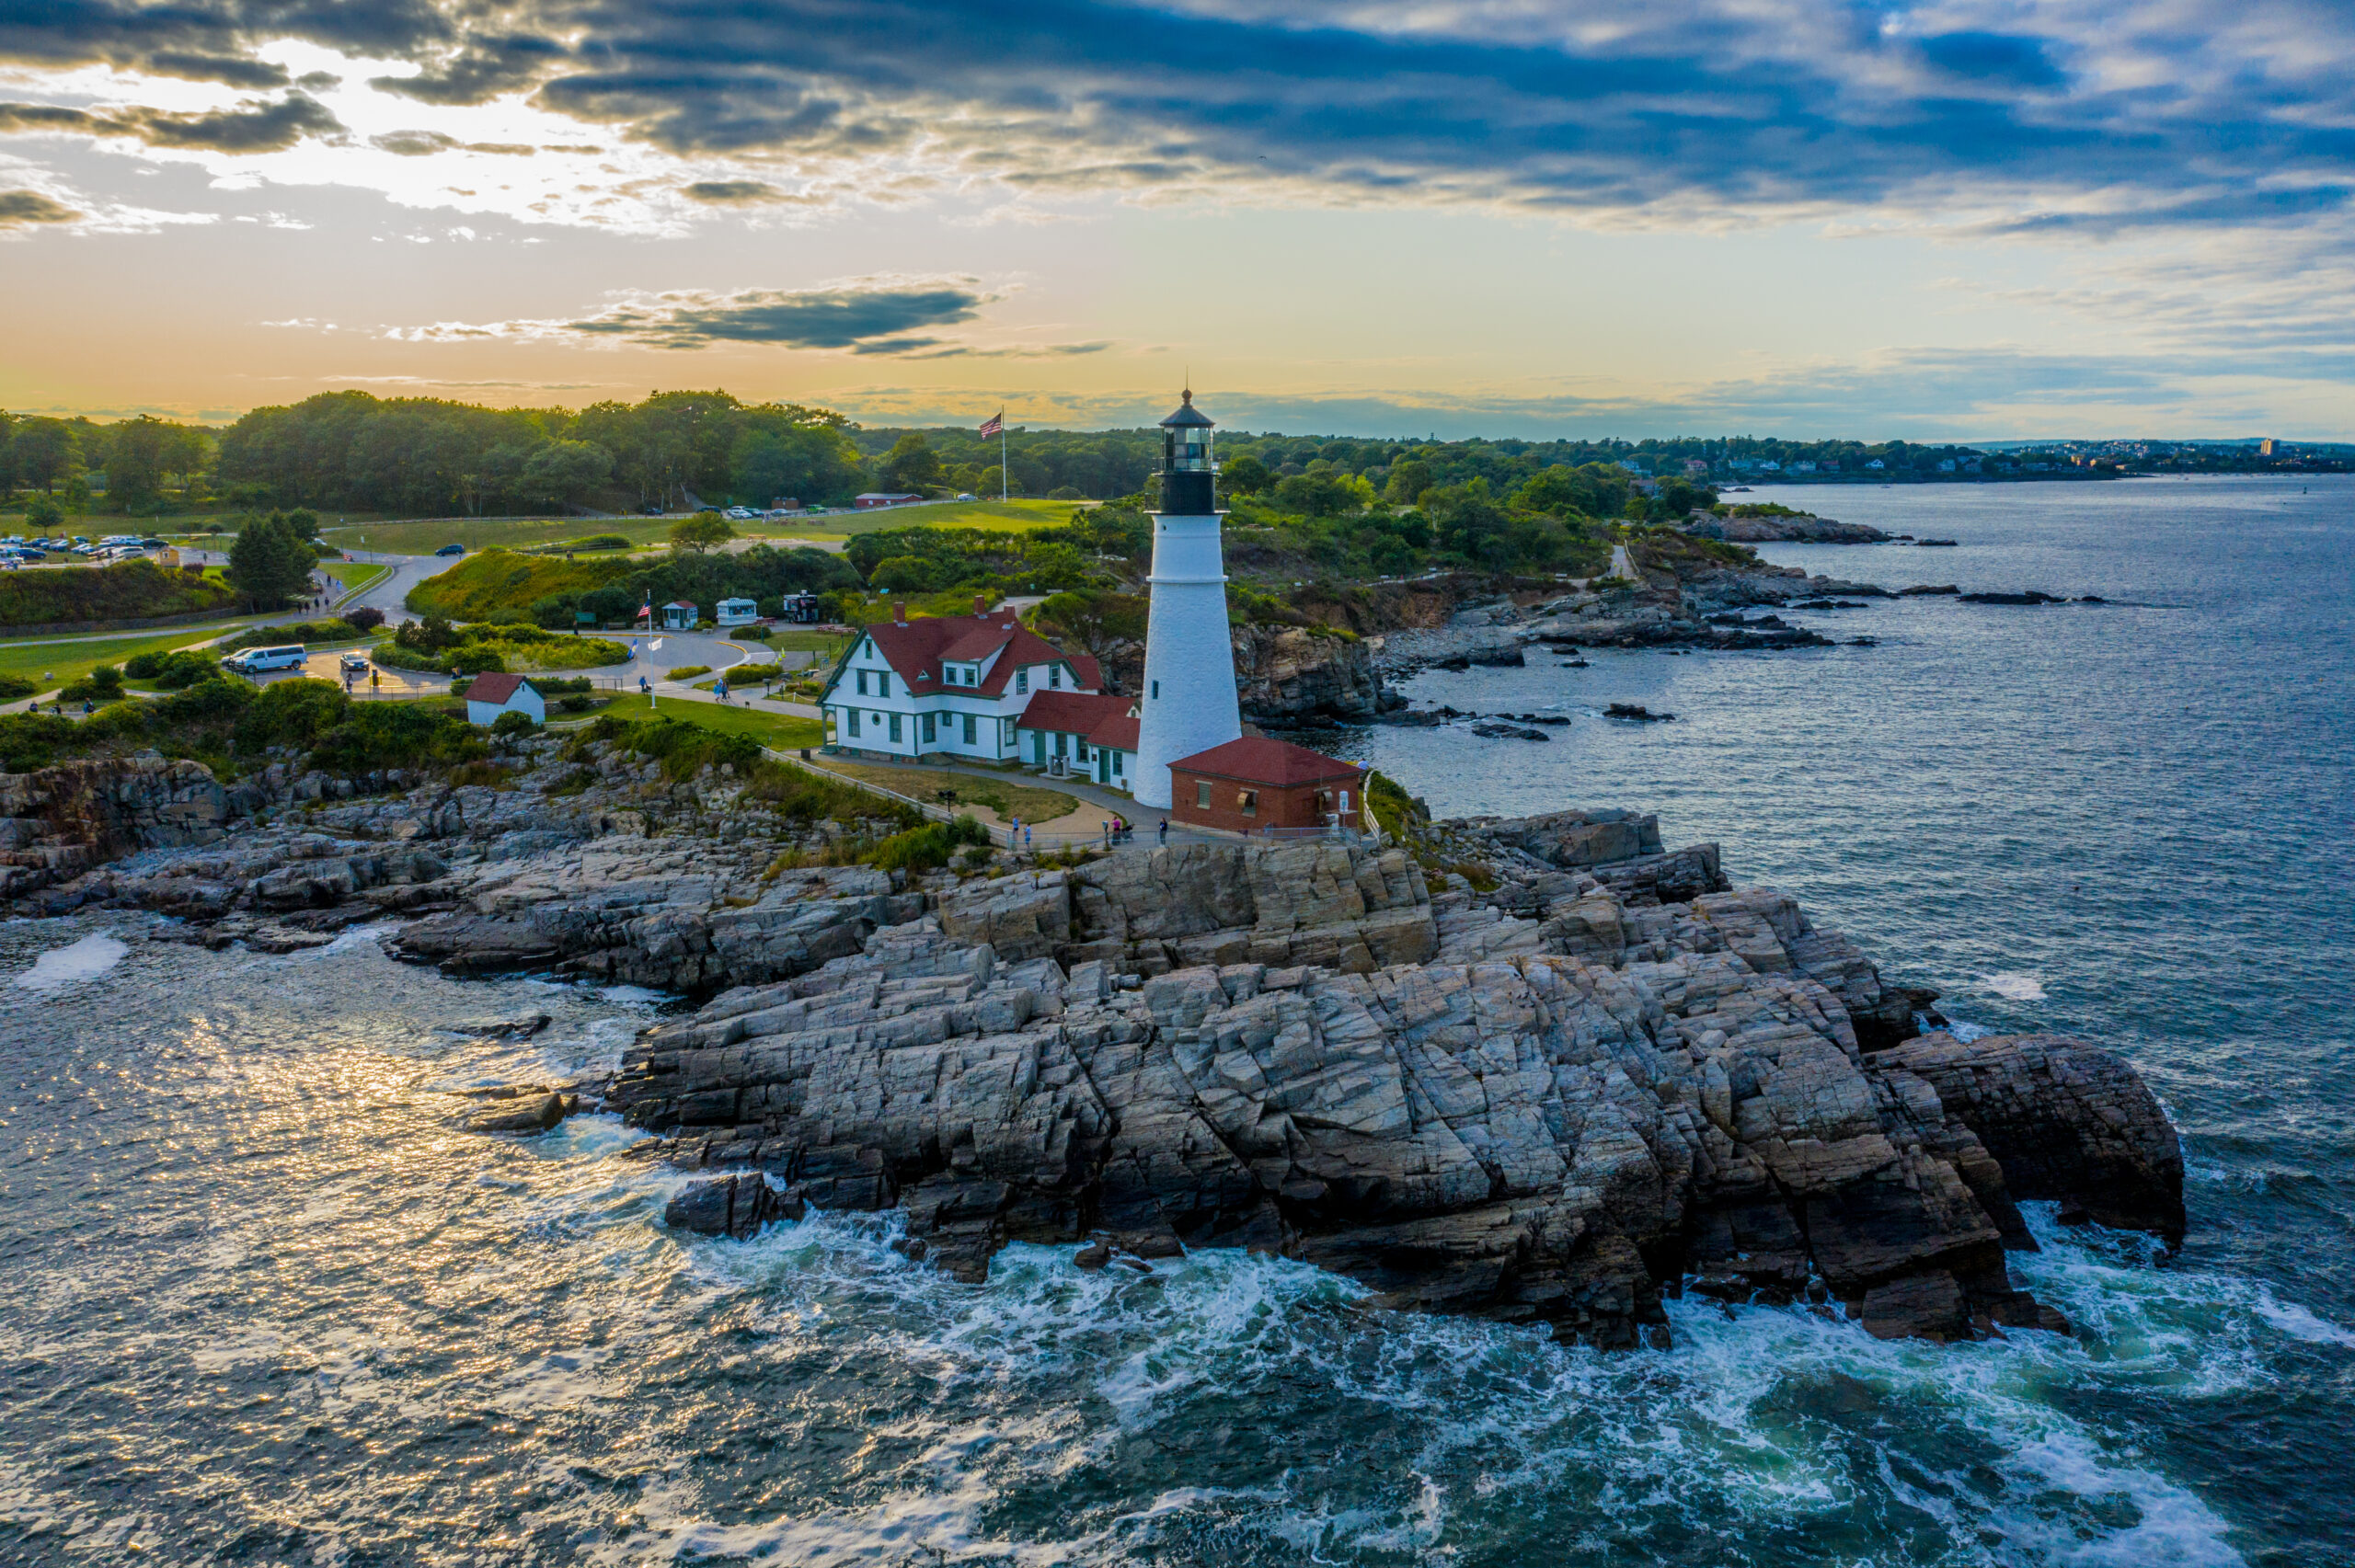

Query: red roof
[464,672,535,704]
[1017,691,1139,750]
[845,612,1096,700]
[1172,737,1364,786]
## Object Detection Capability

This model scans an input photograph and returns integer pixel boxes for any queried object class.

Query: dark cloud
[682,179,784,203]
[372,32,567,106]
[0,189,81,226]
[0,1,2350,225]
[372,129,538,155]
[144,50,289,88]
[0,91,340,153]
[563,282,989,349]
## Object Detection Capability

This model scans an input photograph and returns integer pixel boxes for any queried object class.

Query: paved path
[339,552,451,626]
[795,752,1227,852]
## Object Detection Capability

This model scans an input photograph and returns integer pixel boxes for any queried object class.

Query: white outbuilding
[715,596,760,626]
[464,672,546,727]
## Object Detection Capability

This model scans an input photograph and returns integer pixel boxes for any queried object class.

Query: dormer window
[1016,669,1028,694]
[1048,664,1063,690]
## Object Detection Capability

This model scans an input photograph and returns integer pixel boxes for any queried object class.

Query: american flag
[977,409,1004,438]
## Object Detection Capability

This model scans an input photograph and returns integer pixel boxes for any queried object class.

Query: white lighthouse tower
[1132,389,1241,809]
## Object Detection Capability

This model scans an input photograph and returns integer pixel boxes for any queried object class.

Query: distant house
[1017,691,1140,790]
[776,591,824,624]
[464,672,545,727]
[1866,458,1886,470]
[1168,738,1366,836]
[853,492,924,509]
[1756,460,1781,472]
[660,601,697,630]
[715,597,760,626]
[1789,460,1817,474]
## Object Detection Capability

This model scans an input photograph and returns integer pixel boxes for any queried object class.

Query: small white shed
[464,672,546,727]
[715,596,760,626]
[660,600,698,630]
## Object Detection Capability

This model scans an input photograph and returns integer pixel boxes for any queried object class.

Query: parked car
[339,653,371,676]
[723,506,755,520]
[223,645,306,674]
[138,537,168,549]
[434,544,465,556]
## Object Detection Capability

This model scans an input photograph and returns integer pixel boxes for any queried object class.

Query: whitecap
[1945,1016,1996,1042]
[2252,1289,2355,1348]
[1982,970,2048,1001]
[13,933,128,991]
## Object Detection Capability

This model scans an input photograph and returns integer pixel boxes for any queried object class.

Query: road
[339,551,454,626]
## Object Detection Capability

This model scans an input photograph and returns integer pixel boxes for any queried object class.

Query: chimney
[973,594,988,616]
[892,601,907,624]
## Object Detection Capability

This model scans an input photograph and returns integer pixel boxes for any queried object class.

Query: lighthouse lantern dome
[1157,389,1218,513]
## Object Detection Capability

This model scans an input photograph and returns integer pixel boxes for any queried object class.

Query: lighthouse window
[1151,681,1159,699]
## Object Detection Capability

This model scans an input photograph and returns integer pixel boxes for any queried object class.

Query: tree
[869,555,937,593]
[877,433,944,493]
[24,494,63,532]
[1036,589,1146,660]
[1221,454,1271,495]
[1426,480,1510,567]
[669,511,736,553]
[732,423,861,507]
[10,418,76,493]
[522,439,614,509]
[1383,459,1433,506]
[1272,471,1366,518]
[226,513,315,610]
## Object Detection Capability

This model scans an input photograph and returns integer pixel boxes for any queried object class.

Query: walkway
[790,751,1226,853]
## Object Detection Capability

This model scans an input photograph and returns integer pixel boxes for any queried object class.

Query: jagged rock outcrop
[1231,623,1396,723]
[607,830,2171,1349]
[1876,1032,2186,1242]
[1,753,231,901]
[1683,512,1893,544]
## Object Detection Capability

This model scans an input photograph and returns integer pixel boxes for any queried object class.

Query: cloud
[0,92,341,154]
[370,129,538,156]
[681,179,787,204]
[384,278,1011,353]
[2,1,2351,225]
[0,189,80,226]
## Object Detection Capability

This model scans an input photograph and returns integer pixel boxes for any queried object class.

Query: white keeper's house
[820,598,1107,764]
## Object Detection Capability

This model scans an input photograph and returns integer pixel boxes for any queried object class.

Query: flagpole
[1000,420,1007,502]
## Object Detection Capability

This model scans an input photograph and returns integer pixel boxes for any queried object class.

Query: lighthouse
[1132,389,1242,809]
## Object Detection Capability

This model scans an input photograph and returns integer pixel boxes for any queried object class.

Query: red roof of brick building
[1171,737,1364,786]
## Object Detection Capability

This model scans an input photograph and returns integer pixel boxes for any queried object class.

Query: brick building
[1167,737,1367,835]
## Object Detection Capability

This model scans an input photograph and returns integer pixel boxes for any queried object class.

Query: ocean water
[2,476,2349,1564]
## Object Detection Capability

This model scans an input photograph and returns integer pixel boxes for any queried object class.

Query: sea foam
[13,933,127,991]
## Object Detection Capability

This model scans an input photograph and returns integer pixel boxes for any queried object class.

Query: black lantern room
[1158,388,1216,514]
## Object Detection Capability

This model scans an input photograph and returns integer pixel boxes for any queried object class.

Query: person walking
[1157,818,1168,845]
[1023,824,1032,852]
[715,676,729,704]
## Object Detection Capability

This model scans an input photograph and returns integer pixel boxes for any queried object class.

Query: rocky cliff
[1231,623,1396,724]
[10,749,2184,1349]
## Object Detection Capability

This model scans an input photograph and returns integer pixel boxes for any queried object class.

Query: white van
[224,645,306,674]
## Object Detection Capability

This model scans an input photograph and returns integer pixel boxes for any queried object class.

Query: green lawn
[819,759,1081,821]
[329,561,390,598]
[320,517,667,556]
[821,498,1084,537]
[0,623,258,692]
[590,692,827,751]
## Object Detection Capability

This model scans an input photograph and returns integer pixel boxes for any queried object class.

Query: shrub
[573,534,632,551]
[663,664,711,680]
[867,814,989,873]
[448,647,508,676]
[557,693,595,714]
[233,677,348,753]
[57,665,125,703]
[0,713,76,771]
[0,675,37,702]
[344,605,385,631]
[224,619,356,650]
[306,702,483,774]
[491,709,538,738]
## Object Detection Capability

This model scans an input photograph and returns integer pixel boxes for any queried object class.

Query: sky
[1,1,2351,441]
